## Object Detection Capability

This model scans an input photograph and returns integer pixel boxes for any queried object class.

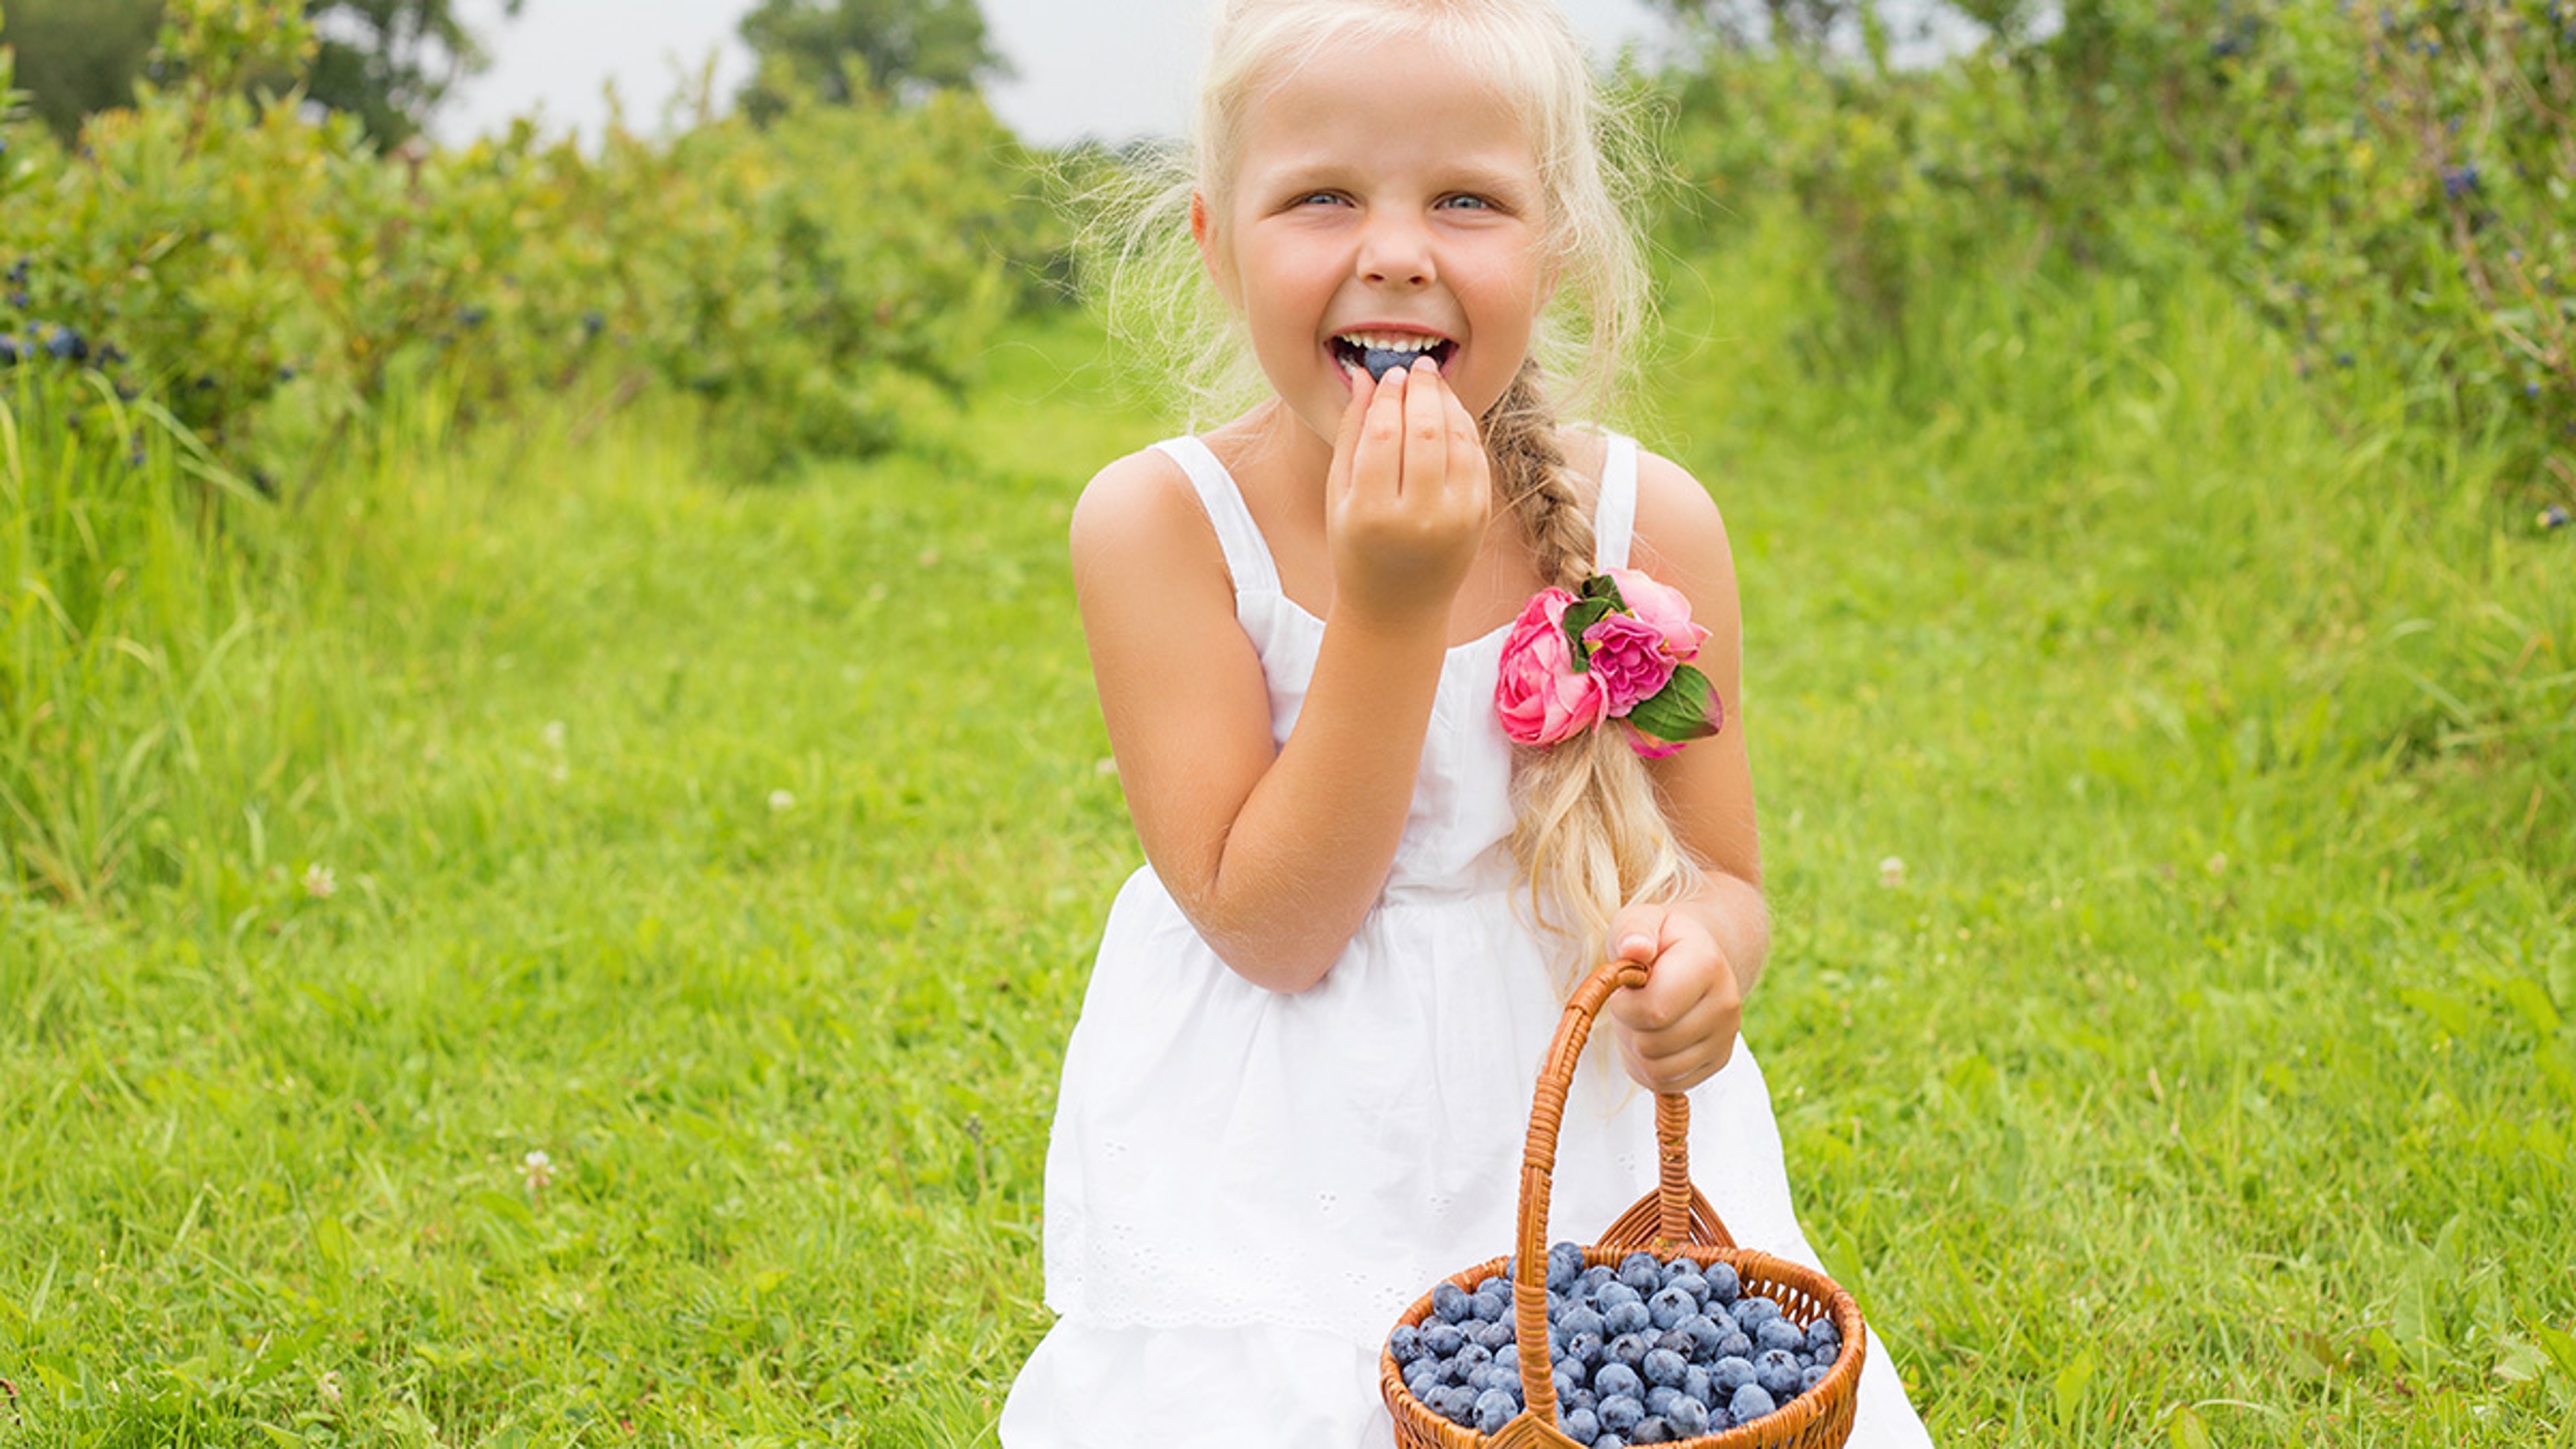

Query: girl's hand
[1603,901,1743,1093]
[1324,360,1491,624]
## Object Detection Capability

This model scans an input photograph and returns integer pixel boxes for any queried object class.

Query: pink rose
[1581,611,1678,717]
[1606,567,1709,663]
[1495,587,1607,747]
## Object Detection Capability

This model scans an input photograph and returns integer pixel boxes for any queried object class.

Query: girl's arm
[1598,449,1772,1093]
[1071,365,1491,993]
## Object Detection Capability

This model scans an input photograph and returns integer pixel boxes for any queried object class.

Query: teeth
[1338,331,1441,353]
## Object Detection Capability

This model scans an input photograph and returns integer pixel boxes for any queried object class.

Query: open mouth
[1332,331,1456,382]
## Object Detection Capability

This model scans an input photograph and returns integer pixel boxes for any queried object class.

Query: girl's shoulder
[1068,439,1218,578]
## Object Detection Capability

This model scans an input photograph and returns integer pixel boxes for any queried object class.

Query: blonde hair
[1085,0,1698,988]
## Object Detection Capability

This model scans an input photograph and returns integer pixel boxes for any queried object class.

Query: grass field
[3,219,2573,1446]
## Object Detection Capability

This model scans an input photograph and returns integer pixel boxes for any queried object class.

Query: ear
[1191,190,1241,309]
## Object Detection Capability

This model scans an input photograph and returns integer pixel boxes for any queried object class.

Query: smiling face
[1193,30,1553,449]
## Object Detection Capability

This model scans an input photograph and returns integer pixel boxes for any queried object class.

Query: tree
[303,0,523,147]
[0,0,164,140]
[736,0,1008,121]
[0,0,520,147]
[1641,0,1872,57]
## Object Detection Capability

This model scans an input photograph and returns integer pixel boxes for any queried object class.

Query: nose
[1356,212,1434,288]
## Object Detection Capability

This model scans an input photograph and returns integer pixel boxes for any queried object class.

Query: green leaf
[1578,573,1629,611]
[1625,663,1721,744]
[2534,1324,2576,1380]
[2499,977,2561,1035]
[1560,597,1615,666]
[2052,1346,2096,1421]
[2398,986,2473,1040]
[2167,1403,2212,1449]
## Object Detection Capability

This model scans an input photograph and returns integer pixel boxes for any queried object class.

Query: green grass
[3,217,2573,1446]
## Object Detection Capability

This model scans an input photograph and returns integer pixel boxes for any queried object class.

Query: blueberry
[1729,1382,1776,1422]
[1630,1415,1672,1444]
[1595,1436,1629,1449]
[1433,1282,1472,1324]
[1683,1364,1713,1403]
[1424,1322,1466,1357]
[1712,1356,1757,1393]
[1608,1332,1652,1371]
[1642,1347,1688,1388]
[0,334,19,368]
[1801,1362,1831,1391]
[1648,1287,1694,1332]
[1668,1396,1711,1436]
[1475,1318,1514,1352]
[1582,1265,1617,1295]
[1619,1255,1662,1297]
[1597,1281,1643,1312]
[1560,1406,1601,1443]
[1475,1385,1519,1428]
[1405,1359,1440,1401]
[1564,1330,1605,1368]
[1605,1299,1652,1337]
[1389,1324,1426,1365]
[1456,1343,1492,1378]
[1593,1362,1644,1401]
[1470,1286,1509,1324]
[1735,1295,1783,1332]
[1717,1330,1753,1360]
[1703,1261,1741,1303]
[1667,1271,1709,1303]
[1805,1316,1842,1358]
[1757,1318,1805,1354]
[1358,345,1428,380]
[1678,1313,1725,1360]
[1756,1348,1803,1399]
[1598,1393,1646,1435]
[43,325,85,362]
[1660,1255,1699,1285]
[1656,1328,1695,1362]
[1560,1304,1607,1341]
[1493,1342,1519,1376]
[1548,1241,1586,1293]
[1554,1362,1587,1400]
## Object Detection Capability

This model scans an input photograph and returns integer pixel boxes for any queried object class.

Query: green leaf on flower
[1578,573,1629,612]
[1625,663,1721,743]
[1560,596,1616,669]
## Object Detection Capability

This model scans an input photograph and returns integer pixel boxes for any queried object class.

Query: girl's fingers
[1326,366,1375,500]
[1351,364,1409,504]
[1401,357,1449,497]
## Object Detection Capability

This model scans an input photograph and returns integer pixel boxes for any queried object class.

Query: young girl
[1004,1,1933,1444]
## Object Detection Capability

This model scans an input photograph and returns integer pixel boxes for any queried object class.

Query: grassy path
[4,249,2573,1445]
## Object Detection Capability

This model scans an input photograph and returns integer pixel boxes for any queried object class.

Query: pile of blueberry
[1389,1243,1843,1446]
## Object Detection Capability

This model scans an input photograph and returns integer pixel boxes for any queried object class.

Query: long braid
[1488,362,1699,993]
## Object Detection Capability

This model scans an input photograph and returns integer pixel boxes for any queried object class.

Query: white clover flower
[318,1370,342,1407]
[303,864,337,899]
[769,789,796,813]
[1877,856,1906,889]
[520,1149,554,1192]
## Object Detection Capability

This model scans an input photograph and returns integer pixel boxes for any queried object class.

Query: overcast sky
[433,0,1686,150]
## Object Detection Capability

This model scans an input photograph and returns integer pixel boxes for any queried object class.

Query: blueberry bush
[0,0,1065,490]
[1657,0,2575,496]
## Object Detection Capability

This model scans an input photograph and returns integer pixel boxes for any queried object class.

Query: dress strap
[1152,436,1283,595]
[1592,433,1640,573]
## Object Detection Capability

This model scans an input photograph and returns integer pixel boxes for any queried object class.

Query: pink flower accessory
[1493,570,1722,757]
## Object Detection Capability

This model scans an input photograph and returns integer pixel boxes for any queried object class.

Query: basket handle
[1508,957,1736,1427]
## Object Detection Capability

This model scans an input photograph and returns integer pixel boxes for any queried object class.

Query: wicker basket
[1379,958,1865,1449]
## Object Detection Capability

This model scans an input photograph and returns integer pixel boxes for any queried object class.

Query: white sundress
[1001,435,1935,1448]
